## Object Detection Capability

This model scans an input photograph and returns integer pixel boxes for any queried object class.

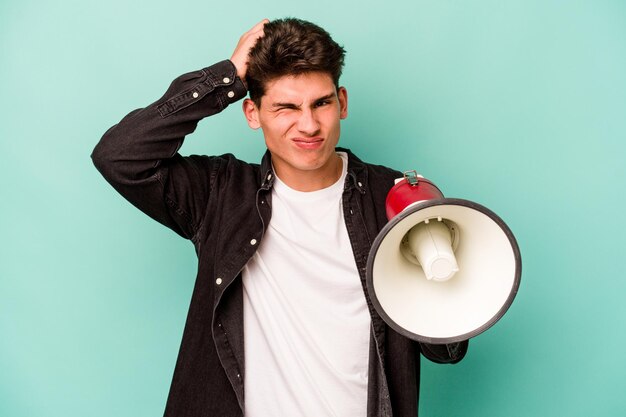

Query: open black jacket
[92,60,468,417]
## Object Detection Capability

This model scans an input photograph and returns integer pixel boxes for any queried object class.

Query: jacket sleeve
[91,60,247,240]
[419,340,469,364]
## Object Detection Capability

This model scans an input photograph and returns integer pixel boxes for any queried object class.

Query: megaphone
[366,171,521,344]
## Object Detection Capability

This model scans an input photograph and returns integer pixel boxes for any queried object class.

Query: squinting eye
[315,100,330,107]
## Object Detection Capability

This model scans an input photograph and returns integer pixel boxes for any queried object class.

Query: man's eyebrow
[270,92,337,108]
[271,101,299,109]
[313,93,337,103]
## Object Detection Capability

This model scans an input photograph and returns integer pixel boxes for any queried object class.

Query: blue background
[1,0,625,416]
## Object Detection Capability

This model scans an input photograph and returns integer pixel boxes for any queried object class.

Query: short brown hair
[246,18,346,107]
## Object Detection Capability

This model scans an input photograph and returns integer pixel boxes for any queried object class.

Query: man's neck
[274,153,343,192]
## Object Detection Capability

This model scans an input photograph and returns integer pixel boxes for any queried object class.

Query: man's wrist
[204,60,247,102]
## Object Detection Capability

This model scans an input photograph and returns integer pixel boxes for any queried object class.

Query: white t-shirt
[242,153,371,417]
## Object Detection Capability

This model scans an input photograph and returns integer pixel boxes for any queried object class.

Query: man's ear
[243,98,261,129]
[338,86,348,120]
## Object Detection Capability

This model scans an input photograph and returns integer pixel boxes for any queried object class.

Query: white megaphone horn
[366,171,521,344]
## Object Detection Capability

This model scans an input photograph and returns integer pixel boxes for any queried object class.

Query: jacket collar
[259,150,275,191]
[259,147,367,194]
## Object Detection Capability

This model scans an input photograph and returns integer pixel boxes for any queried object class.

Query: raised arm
[91,20,268,239]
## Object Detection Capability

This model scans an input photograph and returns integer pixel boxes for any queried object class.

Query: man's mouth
[292,137,324,149]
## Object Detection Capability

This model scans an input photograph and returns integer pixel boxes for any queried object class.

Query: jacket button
[216,278,223,285]
[223,77,230,83]
[250,239,257,246]
[192,91,199,98]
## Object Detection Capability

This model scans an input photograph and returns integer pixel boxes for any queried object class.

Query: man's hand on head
[230,19,269,89]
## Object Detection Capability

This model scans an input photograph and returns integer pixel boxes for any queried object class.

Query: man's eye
[315,100,330,107]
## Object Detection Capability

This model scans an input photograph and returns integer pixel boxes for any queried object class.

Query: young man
[92,18,467,417]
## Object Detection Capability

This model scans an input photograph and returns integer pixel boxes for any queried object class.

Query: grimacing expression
[243,72,348,190]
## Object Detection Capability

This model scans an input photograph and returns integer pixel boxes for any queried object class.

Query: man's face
[243,72,348,191]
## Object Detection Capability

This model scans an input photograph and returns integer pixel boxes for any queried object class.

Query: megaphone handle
[419,340,469,364]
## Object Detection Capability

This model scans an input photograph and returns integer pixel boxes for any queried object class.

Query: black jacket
[92,59,467,417]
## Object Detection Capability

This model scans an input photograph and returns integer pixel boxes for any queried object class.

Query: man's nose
[296,108,320,135]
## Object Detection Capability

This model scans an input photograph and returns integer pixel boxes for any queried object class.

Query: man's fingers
[231,19,269,82]
[240,19,268,40]
[249,18,269,34]
[241,19,268,44]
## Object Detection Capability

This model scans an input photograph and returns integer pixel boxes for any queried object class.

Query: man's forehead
[261,72,337,104]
